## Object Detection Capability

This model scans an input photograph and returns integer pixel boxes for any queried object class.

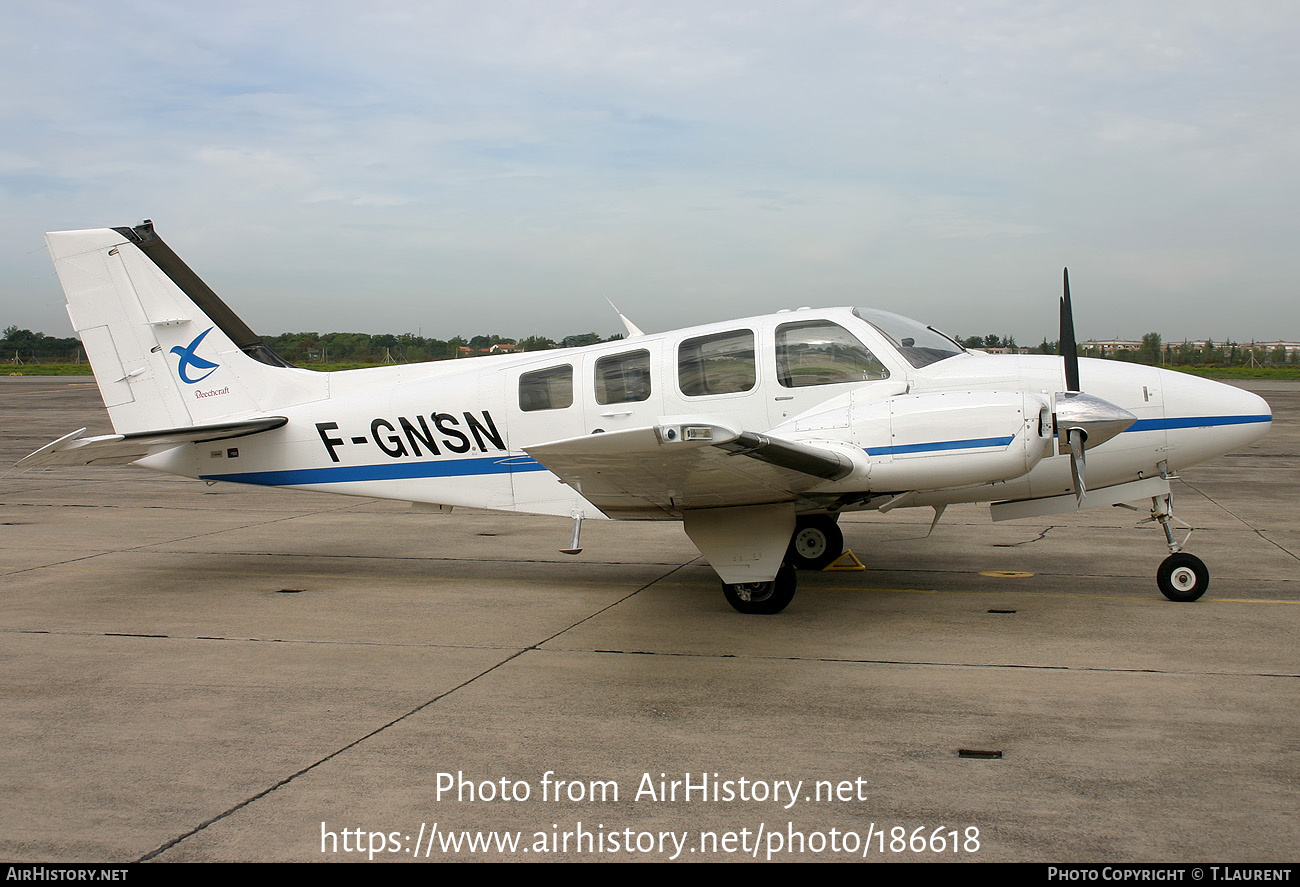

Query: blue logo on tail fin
[171,327,220,384]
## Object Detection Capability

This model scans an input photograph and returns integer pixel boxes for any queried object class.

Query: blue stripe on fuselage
[1052,413,1273,439]
[203,415,1271,487]
[1125,414,1271,432]
[864,436,1015,457]
[202,454,547,486]
[865,414,1270,458]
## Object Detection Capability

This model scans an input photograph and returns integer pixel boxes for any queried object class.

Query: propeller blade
[1067,426,1087,504]
[1060,268,1081,392]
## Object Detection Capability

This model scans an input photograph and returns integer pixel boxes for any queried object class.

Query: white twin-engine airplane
[22,221,1271,613]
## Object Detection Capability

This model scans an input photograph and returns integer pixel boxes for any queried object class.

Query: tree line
[2,326,83,363]
[4,324,1295,368]
[960,331,1298,367]
[1,325,623,365]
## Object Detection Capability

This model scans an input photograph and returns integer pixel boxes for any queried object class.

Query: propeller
[1067,426,1088,502]
[1061,269,1086,501]
[1061,268,1080,393]
[1054,268,1136,505]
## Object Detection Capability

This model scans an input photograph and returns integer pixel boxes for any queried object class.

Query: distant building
[1254,340,1300,357]
[1074,338,1299,364]
[1170,339,1300,357]
[1082,338,1142,356]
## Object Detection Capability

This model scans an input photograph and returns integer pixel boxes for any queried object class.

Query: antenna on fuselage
[606,299,645,339]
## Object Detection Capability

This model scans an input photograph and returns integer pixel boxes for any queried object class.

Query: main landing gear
[1147,491,1209,602]
[785,515,844,571]
[719,515,845,614]
[721,564,798,615]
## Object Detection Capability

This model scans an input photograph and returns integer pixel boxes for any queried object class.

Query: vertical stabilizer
[46,223,327,433]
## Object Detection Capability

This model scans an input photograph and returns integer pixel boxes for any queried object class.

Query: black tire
[786,515,844,571]
[1157,552,1209,602]
[722,564,797,614]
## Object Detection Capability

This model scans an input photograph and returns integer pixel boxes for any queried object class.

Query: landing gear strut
[1148,491,1209,602]
[786,515,844,571]
[721,564,798,615]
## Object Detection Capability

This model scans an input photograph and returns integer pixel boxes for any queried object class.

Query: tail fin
[46,221,327,433]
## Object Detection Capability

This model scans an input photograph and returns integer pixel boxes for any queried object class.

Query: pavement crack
[136,555,700,862]
[137,645,534,862]
[994,526,1055,547]
[557,647,1300,679]
[530,559,701,648]
[1178,479,1300,563]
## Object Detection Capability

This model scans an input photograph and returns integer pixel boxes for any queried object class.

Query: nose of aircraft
[1155,369,1272,467]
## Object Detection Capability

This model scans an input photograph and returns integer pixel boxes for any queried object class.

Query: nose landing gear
[1147,490,1208,602]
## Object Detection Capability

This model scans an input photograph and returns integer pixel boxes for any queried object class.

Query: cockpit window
[853,308,964,368]
[776,320,888,387]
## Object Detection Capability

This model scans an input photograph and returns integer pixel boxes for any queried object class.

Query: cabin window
[595,350,652,405]
[518,364,574,411]
[678,330,756,396]
[776,320,889,388]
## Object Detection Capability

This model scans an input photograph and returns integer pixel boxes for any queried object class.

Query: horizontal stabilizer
[18,417,287,468]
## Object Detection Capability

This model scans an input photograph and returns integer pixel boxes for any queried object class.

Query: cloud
[1,1,1297,342]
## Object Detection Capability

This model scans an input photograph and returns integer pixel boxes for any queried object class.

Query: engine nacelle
[861,390,1053,490]
[788,390,1054,492]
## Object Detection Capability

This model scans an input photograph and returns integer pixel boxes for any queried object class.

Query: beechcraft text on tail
[19,221,1271,613]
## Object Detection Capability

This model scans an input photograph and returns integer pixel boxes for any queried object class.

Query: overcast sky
[3,1,1297,344]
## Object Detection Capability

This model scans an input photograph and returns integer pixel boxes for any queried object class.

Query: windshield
[852,308,965,369]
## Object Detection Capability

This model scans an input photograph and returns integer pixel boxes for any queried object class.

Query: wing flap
[524,422,853,519]
[18,417,287,467]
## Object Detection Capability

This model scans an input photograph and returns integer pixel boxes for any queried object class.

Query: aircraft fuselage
[138,307,1270,522]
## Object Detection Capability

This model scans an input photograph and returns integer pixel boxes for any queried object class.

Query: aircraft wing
[523,423,855,519]
[18,417,288,468]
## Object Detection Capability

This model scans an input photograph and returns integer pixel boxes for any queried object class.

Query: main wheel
[722,564,797,614]
[1157,552,1209,602]
[786,516,844,571]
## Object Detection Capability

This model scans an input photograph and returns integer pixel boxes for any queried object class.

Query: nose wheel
[1157,552,1209,602]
